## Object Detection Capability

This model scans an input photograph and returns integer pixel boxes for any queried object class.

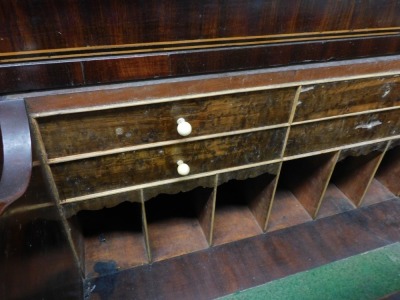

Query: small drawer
[285,109,400,157]
[294,76,400,122]
[52,128,287,201]
[38,87,296,159]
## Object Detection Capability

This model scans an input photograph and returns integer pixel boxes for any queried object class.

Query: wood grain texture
[296,76,400,121]
[0,62,84,95]
[38,88,296,158]
[51,129,286,200]
[286,109,400,157]
[2,0,399,53]
[4,35,400,94]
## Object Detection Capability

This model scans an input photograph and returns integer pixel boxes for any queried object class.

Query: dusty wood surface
[286,109,400,157]
[37,88,295,158]
[52,129,286,200]
[295,76,400,121]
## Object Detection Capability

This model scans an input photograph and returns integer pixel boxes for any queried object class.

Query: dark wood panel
[38,88,296,158]
[286,109,400,157]
[82,55,171,85]
[2,0,400,53]
[4,35,400,94]
[295,76,400,121]
[0,62,83,95]
[169,36,400,78]
[83,199,400,299]
[52,129,286,200]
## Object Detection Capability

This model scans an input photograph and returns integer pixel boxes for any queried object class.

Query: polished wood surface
[2,0,399,53]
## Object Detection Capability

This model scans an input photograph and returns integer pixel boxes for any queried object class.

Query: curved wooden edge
[0,98,32,215]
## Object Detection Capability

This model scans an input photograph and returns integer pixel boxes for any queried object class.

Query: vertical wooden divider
[282,151,340,219]
[375,139,400,197]
[334,142,390,207]
[140,189,152,263]
[198,175,218,246]
[262,163,283,231]
[247,164,282,232]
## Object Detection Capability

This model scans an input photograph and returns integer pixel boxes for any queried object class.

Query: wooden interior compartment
[71,201,148,278]
[144,186,213,262]
[374,140,400,198]
[212,165,280,246]
[318,143,388,218]
[267,153,339,231]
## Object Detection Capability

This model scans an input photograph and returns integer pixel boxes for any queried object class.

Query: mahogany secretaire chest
[1,1,400,299]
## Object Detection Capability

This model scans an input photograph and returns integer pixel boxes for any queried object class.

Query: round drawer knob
[177,160,190,176]
[177,118,192,137]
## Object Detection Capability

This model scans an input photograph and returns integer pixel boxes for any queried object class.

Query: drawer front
[286,109,400,157]
[294,76,400,122]
[52,128,287,200]
[38,88,296,159]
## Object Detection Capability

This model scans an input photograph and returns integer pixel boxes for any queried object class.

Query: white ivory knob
[177,118,192,137]
[177,160,190,176]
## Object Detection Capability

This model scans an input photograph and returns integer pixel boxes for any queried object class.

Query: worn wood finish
[279,152,339,218]
[286,109,400,157]
[142,176,215,202]
[51,129,286,200]
[24,55,400,115]
[375,145,400,196]
[317,184,355,219]
[362,179,398,207]
[37,88,296,158]
[145,188,210,262]
[84,199,400,299]
[75,202,148,278]
[332,147,387,207]
[266,190,312,232]
[295,76,400,121]
[62,190,142,218]
[2,0,399,53]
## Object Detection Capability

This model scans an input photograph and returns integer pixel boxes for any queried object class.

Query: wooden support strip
[140,189,152,263]
[263,163,283,231]
[198,175,218,246]
[29,117,84,277]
